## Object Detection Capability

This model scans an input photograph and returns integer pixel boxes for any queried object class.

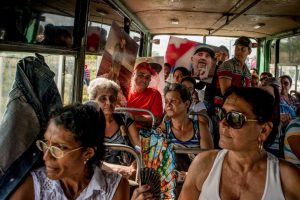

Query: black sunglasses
[216,107,259,129]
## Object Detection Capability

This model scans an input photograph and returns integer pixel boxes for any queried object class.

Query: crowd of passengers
[5,36,300,199]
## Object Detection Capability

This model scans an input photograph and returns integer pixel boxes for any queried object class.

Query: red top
[127,88,163,119]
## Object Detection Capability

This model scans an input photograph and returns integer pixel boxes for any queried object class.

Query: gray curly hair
[88,77,120,100]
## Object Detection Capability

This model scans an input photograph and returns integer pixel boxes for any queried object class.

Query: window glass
[152,35,257,68]
[152,35,203,57]
[270,40,276,64]
[279,35,300,64]
[82,55,103,103]
[86,22,110,53]
[130,30,141,46]
[0,1,76,48]
[0,52,75,119]
[278,65,299,91]
[35,13,74,48]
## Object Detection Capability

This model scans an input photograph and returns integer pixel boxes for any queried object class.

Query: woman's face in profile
[42,121,86,180]
[219,93,261,151]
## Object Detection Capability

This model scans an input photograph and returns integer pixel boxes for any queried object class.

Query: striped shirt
[165,119,200,148]
[214,57,251,106]
[284,117,300,168]
[165,119,201,171]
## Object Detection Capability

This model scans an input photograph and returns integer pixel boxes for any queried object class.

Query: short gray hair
[88,77,120,100]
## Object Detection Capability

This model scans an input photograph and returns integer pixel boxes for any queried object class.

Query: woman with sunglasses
[179,87,300,200]
[280,75,298,112]
[9,103,129,200]
[88,77,140,178]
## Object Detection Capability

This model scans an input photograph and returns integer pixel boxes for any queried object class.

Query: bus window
[0,52,75,119]
[86,22,110,53]
[279,36,300,64]
[278,35,300,91]
[82,55,103,102]
[152,35,257,68]
[152,35,203,57]
[35,13,74,48]
[0,1,76,48]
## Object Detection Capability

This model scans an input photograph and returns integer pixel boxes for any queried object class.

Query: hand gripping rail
[104,143,142,186]
[114,107,156,129]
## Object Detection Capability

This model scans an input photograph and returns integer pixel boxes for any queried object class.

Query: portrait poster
[135,56,165,98]
[97,21,139,104]
[165,36,217,84]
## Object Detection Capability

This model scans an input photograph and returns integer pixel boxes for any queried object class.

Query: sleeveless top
[165,119,201,148]
[199,150,285,200]
[165,119,201,171]
[104,113,134,165]
[31,166,121,200]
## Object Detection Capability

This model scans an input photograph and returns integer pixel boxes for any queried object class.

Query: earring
[258,140,264,153]
[84,158,89,165]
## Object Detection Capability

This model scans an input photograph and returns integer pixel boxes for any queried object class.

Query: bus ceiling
[13,0,300,40]
[108,0,300,39]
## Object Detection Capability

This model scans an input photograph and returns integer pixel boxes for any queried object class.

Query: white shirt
[199,150,285,200]
[31,166,121,200]
[189,101,207,121]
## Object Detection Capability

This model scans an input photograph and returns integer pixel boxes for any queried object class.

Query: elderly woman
[88,77,140,178]
[127,62,163,127]
[9,103,129,200]
[179,87,300,200]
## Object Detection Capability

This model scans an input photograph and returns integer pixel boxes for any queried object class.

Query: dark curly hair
[49,103,105,167]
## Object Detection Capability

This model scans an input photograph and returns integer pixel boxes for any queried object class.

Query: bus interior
[1,0,300,199]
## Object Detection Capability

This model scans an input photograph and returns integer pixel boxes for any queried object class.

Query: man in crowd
[190,46,215,82]
[214,36,252,107]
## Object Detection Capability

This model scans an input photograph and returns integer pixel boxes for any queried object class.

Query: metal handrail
[104,143,142,185]
[173,146,209,154]
[115,107,156,128]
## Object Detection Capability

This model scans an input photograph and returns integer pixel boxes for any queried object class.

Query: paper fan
[140,128,176,199]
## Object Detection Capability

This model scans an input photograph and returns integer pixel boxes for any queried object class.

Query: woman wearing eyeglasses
[88,77,140,178]
[9,103,129,200]
[179,87,300,200]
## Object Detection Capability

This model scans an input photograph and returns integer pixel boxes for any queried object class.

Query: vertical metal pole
[275,39,280,77]
[72,0,90,102]
[139,32,144,57]
[124,17,130,34]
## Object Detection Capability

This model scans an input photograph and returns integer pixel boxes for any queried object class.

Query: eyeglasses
[98,95,117,103]
[281,81,290,86]
[216,107,259,129]
[136,72,151,81]
[36,140,83,159]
